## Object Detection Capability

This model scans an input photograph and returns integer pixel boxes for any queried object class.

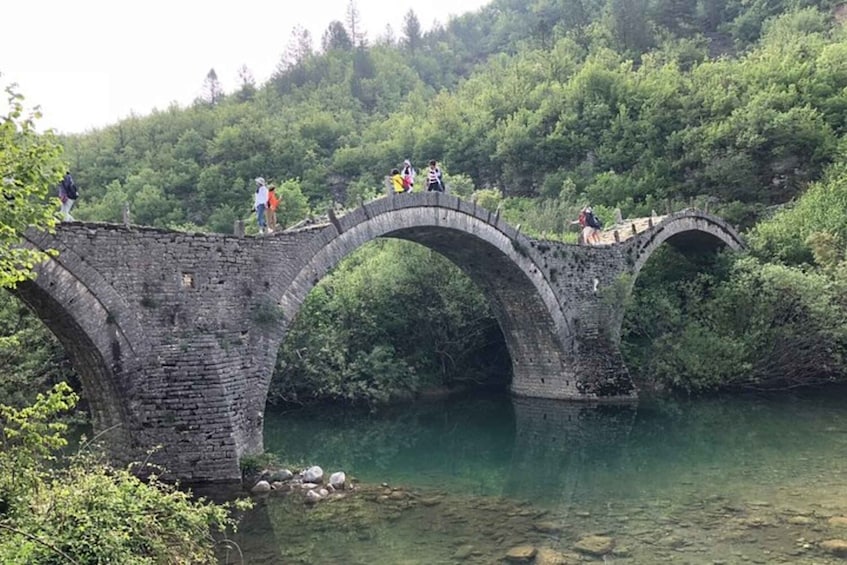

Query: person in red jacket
[267,184,279,232]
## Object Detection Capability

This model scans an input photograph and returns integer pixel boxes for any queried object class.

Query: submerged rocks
[821,539,847,557]
[504,545,537,562]
[573,535,615,556]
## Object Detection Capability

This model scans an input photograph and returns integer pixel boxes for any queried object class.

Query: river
[221,388,847,563]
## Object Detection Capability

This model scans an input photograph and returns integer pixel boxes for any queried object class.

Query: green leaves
[0,382,240,563]
[0,83,64,288]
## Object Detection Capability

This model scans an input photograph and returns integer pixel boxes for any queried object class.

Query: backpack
[62,175,78,200]
[587,212,602,229]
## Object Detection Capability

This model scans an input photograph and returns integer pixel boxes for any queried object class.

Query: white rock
[329,471,346,489]
[318,488,329,497]
[305,490,322,504]
[300,482,319,490]
[302,466,324,483]
[250,480,271,494]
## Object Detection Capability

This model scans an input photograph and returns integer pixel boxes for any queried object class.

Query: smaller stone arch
[625,210,745,283]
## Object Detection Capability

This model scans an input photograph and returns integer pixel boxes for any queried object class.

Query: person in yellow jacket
[390,168,405,194]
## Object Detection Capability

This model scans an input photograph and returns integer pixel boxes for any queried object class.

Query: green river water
[222,388,847,564]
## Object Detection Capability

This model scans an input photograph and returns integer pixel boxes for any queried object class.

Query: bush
[0,383,243,564]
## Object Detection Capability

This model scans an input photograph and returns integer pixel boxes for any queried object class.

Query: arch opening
[268,237,518,407]
[621,239,736,390]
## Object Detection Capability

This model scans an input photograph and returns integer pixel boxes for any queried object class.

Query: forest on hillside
[3,0,847,407]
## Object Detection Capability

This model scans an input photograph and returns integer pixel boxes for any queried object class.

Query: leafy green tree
[0,84,64,287]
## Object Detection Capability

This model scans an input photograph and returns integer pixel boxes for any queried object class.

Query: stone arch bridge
[13,193,743,481]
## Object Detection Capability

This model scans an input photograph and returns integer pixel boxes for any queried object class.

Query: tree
[402,9,422,52]
[236,64,257,101]
[322,20,353,51]
[0,83,64,288]
[280,25,314,70]
[378,23,396,46]
[346,0,367,47]
[202,68,223,105]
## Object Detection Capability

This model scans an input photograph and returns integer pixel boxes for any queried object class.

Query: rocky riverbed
[231,464,847,564]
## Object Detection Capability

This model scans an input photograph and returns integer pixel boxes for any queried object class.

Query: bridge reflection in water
[504,397,636,505]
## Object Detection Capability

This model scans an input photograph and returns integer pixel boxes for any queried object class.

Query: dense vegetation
[0,85,239,563]
[3,0,847,408]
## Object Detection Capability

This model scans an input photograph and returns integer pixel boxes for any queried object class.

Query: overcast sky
[1,0,490,134]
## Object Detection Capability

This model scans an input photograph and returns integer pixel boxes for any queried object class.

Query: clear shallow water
[224,389,847,564]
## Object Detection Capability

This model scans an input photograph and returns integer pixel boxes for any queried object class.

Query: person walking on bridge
[253,177,269,234]
[401,159,415,192]
[576,206,602,245]
[267,183,279,232]
[390,169,405,195]
[58,171,79,222]
[426,160,444,192]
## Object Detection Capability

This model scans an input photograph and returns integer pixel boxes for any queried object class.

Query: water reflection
[240,388,847,563]
[505,397,636,503]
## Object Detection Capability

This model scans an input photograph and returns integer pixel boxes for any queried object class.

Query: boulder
[270,469,294,482]
[305,490,322,504]
[302,466,324,483]
[250,480,271,494]
[574,535,614,556]
[329,471,346,489]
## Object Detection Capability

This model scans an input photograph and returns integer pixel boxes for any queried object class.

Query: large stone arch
[11,230,151,455]
[265,193,579,401]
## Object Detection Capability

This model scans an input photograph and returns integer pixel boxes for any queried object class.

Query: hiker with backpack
[58,171,79,222]
[578,206,602,245]
[426,159,444,192]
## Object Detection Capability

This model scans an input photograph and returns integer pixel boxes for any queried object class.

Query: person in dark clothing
[58,171,79,221]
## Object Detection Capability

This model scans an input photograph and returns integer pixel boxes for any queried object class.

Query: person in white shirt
[253,177,270,234]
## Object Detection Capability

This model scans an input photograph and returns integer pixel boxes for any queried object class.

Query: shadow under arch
[626,211,745,284]
[10,235,149,454]
[607,211,746,342]
[266,197,576,403]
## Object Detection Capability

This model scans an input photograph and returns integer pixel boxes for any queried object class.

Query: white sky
[1,0,490,134]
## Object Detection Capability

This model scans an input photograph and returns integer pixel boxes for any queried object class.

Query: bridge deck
[594,215,667,245]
